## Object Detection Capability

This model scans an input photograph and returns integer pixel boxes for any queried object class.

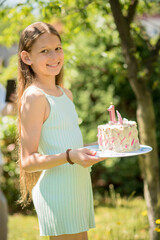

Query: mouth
[47,62,60,68]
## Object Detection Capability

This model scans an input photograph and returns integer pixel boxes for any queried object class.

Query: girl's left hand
[69,148,107,168]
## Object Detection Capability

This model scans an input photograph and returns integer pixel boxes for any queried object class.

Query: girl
[18,22,105,240]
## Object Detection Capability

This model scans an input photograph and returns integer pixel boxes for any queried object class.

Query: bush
[0,116,21,213]
[91,156,143,201]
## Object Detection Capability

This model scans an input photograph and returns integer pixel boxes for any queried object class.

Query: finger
[88,155,102,161]
[83,148,97,156]
[89,156,107,165]
[89,158,107,168]
[98,157,107,160]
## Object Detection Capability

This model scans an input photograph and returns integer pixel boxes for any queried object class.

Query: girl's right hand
[69,148,106,168]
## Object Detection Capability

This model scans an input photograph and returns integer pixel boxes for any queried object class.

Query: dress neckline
[29,85,64,98]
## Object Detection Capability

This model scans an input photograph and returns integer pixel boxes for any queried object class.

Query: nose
[49,50,58,59]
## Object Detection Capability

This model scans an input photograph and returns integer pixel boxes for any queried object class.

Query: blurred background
[0,0,160,240]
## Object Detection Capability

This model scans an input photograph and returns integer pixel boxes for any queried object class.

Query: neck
[33,75,57,91]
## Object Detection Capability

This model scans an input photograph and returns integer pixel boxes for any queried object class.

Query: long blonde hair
[17,22,64,206]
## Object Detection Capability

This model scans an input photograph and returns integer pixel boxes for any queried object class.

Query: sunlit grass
[8,197,149,240]
[8,214,47,240]
[89,197,149,240]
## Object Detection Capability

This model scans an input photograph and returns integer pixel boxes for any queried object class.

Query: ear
[20,50,32,66]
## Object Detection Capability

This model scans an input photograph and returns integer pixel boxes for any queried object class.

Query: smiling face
[21,32,64,81]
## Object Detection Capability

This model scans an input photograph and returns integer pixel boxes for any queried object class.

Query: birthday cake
[97,105,140,153]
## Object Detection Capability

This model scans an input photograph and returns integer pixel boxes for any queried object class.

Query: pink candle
[108,105,116,122]
[116,110,123,124]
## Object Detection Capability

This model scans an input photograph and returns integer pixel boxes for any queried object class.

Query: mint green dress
[24,86,95,236]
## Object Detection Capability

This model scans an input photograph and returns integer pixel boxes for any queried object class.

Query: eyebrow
[40,43,62,49]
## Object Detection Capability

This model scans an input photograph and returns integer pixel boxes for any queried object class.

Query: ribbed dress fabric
[23,86,95,236]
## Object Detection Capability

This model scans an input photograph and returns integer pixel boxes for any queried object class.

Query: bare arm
[20,89,68,172]
[20,89,105,173]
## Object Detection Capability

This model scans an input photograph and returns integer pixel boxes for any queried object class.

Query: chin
[54,67,63,76]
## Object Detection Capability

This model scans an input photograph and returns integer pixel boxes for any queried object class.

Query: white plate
[84,145,152,158]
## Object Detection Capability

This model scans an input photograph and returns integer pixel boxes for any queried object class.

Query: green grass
[8,197,149,240]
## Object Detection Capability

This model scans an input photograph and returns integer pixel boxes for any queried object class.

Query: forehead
[32,32,61,50]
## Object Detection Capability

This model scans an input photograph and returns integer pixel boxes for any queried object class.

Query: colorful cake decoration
[116,110,123,124]
[107,105,123,124]
[97,105,140,152]
[107,105,117,123]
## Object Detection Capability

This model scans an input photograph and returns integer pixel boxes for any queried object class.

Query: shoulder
[21,87,46,112]
[61,87,73,102]
[20,87,48,127]
[22,86,45,103]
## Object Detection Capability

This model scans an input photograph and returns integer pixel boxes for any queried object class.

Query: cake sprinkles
[97,105,140,153]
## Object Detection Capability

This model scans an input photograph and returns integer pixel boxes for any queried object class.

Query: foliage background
[0,0,160,214]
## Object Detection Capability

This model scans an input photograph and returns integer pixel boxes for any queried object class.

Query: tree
[0,0,160,239]
[108,1,160,239]
[35,1,160,239]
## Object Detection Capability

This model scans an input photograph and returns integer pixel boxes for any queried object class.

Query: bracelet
[66,149,74,165]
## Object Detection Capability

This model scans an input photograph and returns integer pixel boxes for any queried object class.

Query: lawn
[8,197,149,240]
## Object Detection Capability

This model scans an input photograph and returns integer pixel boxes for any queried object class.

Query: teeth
[48,62,59,67]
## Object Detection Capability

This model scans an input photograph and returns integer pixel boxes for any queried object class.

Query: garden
[0,1,160,240]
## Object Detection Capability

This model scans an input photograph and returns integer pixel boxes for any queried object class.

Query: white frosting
[98,118,140,153]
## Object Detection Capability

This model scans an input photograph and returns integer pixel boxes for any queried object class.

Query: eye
[41,49,48,53]
[55,47,62,51]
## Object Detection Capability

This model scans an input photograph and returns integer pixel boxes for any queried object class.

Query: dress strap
[25,85,46,94]
[22,85,64,100]
[22,86,47,102]
[57,85,65,94]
